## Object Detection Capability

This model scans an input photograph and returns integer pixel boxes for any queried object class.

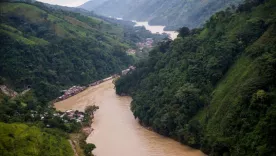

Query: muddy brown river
[54,80,205,156]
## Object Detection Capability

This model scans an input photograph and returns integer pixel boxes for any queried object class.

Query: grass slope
[0,122,74,156]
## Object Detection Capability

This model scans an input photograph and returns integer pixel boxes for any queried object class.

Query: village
[56,66,136,102]
[57,109,85,123]
[136,38,154,50]
[126,38,154,55]
[29,109,86,128]
[57,86,86,101]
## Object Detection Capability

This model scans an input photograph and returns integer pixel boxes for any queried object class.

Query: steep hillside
[42,2,168,46]
[79,0,243,30]
[115,0,276,155]
[0,2,127,45]
[0,1,134,102]
[0,1,167,155]
[0,122,74,156]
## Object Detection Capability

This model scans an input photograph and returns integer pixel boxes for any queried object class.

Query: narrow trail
[69,140,79,156]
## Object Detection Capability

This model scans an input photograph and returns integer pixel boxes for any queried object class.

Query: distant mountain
[78,0,109,11]
[79,0,244,30]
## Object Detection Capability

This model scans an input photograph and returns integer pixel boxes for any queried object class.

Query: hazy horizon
[37,0,91,7]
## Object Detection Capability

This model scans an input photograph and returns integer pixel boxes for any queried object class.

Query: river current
[54,80,205,156]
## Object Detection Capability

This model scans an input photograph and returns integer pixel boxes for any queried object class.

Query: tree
[177,27,190,38]
[85,105,99,116]
[84,143,96,156]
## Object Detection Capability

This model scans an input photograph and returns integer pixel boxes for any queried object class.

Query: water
[114,17,178,40]
[54,80,205,156]
[133,21,178,40]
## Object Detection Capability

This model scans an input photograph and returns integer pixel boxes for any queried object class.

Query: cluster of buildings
[37,110,85,123]
[59,110,85,123]
[56,75,120,102]
[89,80,104,87]
[57,86,86,101]
[54,66,138,102]
[136,38,154,50]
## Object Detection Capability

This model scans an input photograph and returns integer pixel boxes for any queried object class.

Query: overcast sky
[37,0,90,7]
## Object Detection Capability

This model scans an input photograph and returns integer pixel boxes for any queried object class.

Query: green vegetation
[0,122,73,156]
[84,144,96,156]
[0,90,81,131]
[115,0,276,155]
[0,1,140,155]
[0,1,135,102]
[0,2,125,45]
[0,88,98,156]
[96,16,169,48]
[0,1,168,155]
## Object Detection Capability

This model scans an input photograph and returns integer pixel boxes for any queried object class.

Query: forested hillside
[0,1,136,155]
[0,1,135,102]
[115,0,276,155]
[79,0,243,30]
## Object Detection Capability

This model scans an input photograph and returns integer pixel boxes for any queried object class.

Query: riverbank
[55,67,137,103]
[55,76,117,103]
[65,107,98,156]
[54,80,205,156]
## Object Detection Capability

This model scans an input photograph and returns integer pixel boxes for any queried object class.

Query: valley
[79,0,244,30]
[1,0,276,156]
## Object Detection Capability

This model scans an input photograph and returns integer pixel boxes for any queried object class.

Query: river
[133,21,178,40]
[54,80,205,156]
[114,17,178,40]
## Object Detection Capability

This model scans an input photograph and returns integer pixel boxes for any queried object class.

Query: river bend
[54,80,205,156]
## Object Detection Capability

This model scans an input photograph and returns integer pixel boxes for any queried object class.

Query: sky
[37,0,91,7]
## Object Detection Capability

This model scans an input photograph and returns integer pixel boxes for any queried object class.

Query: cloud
[37,0,90,7]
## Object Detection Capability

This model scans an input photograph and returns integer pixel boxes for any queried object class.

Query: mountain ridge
[79,0,244,30]
[78,0,109,11]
